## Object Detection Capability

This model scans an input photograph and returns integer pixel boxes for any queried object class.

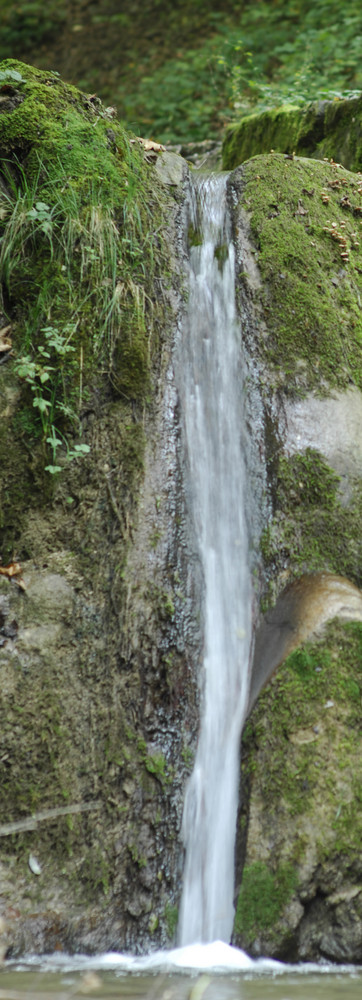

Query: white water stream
[178,173,253,945]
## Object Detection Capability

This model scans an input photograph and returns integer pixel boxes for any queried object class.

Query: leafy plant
[13,325,90,474]
[0,69,25,83]
[0,68,164,469]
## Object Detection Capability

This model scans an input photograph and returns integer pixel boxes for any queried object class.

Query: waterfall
[178,173,253,946]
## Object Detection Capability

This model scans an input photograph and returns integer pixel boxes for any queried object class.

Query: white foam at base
[144,941,255,971]
[7,945,360,978]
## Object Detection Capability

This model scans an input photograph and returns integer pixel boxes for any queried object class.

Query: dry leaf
[0,325,12,353]
[0,561,22,579]
[135,136,166,153]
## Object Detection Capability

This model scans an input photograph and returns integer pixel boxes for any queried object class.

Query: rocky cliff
[0,61,362,961]
[0,59,201,956]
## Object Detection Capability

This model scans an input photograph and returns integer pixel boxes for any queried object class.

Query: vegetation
[0,2,361,144]
[235,619,362,949]
[260,448,362,603]
[0,59,168,488]
[234,861,296,939]
[164,901,179,940]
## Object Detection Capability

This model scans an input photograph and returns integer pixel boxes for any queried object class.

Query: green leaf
[33,397,50,412]
[72,443,91,454]
[45,465,62,475]
[0,69,25,83]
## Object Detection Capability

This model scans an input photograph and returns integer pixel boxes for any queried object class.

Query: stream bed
[1,945,361,1000]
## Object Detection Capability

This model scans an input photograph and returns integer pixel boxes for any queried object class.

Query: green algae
[240,153,362,395]
[223,95,362,173]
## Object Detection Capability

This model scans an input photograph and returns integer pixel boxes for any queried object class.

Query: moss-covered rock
[231,150,362,961]
[233,152,362,395]
[235,620,362,961]
[223,95,362,172]
[0,61,199,956]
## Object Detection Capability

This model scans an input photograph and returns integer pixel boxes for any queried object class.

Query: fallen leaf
[0,561,23,579]
[135,136,166,152]
[0,325,12,353]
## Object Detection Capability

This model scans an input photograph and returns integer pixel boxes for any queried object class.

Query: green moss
[0,58,173,569]
[0,645,74,831]
[261,448,361,597]
[234,861,296,939]
[242,619,362,841]
[223,95,362,172]
[235,620,362,946]
[241,154,362,394]
[0,58,169,483]
[144,751,172,785]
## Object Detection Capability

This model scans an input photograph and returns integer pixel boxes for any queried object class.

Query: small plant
[145,751,172,785]
[127,843,147,868]
[181,745,194,768]
[14,324,89,474]
[0,69,25,84]
[164,902,178,940]
[27,200,53,238]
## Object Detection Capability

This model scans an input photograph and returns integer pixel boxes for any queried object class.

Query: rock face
[0,60,362,962]
[0,59,200,955]
[229,151,362,962]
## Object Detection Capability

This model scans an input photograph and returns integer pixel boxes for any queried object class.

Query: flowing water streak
[178,173,253,945]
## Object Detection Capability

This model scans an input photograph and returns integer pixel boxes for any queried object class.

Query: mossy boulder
[223,95,362,173]
[233,152,362,396]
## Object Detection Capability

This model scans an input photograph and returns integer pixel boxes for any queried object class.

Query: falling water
[178,173,253,945]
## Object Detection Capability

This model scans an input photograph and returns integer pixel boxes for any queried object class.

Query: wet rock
[155,150,188,186]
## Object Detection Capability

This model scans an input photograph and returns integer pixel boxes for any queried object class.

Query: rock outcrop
[229,150,362,962]
[0,59,199,956]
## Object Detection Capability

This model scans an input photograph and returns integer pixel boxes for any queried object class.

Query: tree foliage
[0,1,361,142]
